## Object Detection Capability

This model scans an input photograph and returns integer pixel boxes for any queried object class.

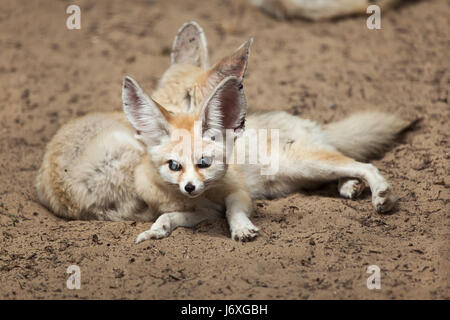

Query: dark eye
[197,156,212,169]
[168,160,182,171]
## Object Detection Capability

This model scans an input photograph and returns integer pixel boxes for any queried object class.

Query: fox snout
[180,178,204,198]
[178,166,206,198]
[184,182,195,193]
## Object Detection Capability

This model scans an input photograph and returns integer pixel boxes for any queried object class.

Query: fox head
[122,22,251,198]
[153,21,253,114]
[123,76,246,198]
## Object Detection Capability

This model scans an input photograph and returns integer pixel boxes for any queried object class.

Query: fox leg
[135,210,221,243]
[135,198,223,243]
[338,178,365,199]
[280,150,396,213]
[225,191,259,242]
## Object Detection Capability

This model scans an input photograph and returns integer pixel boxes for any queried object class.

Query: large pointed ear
[122,76,171,147]
[171,21,209,69]
[209,37,252,82]
[200,76,246,137]
[197,38,252,103]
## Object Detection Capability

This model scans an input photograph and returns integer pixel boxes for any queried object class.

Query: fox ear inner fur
[200,76,247,137]
[122,76,171,147]
[171,21,209,69]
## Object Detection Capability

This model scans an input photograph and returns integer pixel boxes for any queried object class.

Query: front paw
[339,179,365,199]
[230,221,259,242]
[372,185,397,213]
[135,217,172,243]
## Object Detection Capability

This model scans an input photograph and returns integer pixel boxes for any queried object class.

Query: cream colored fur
[250,0,399,20]
[324,112,409,161]
[36,22,410,242]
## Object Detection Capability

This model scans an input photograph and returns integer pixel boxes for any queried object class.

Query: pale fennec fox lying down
[250,0,400,20]
[36,22,410,242]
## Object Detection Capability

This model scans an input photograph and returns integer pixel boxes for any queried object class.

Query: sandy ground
[0,0,449,300]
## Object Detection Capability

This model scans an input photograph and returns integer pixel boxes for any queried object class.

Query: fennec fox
[251,0,399,20]
[36,22,410,243]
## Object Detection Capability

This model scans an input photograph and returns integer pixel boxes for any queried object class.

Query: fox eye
[197,156,212,169]
[185,92,191,109]
[168,160,182,171]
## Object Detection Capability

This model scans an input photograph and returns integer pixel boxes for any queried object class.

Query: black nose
[184,183,195,194]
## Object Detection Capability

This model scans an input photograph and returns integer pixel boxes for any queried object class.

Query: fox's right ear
[171,21,209,69]
[122,76,171,147]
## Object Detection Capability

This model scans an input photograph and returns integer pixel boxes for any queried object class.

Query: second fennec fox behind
[36,22,411,242]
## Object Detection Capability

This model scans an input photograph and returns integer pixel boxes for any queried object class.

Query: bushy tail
[324,112,412,161]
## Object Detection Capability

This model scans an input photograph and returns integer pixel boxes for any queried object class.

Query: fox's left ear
[200,76,246,137]
[171,21,209,69]
[208,38,253,83]
[198,38,252,103]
